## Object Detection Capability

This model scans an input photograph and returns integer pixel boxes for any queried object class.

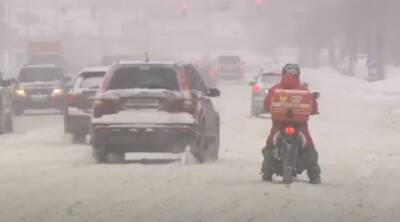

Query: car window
[185,65,208,94]
[18,67,63,82]
[218,56,241,65]
[29,54,66,66]
[108,66,179,90]
[78,72,105,89]
[260,74,280,85]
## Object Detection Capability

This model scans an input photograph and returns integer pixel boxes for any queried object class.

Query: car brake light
[284,126,296,136]
[67,94,79,106]
[209,65,219,77]
[253,84,262,93]
[180,70,190,91]
[93,99,117,118]
[182,99,195,114]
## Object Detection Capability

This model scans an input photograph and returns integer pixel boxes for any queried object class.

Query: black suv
[0,72,14,134]
[64,66,108,143]
[91,61,220,164]
[13,64,68,115]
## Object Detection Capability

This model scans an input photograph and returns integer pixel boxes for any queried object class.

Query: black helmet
[282,63,300,76]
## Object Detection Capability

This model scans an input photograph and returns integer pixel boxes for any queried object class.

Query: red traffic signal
[180,2,190,18]
[181,2,190,11]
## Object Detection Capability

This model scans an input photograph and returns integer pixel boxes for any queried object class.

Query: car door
[184,64,219,139]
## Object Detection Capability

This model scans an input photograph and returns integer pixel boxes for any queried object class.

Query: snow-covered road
[1,68,400,222]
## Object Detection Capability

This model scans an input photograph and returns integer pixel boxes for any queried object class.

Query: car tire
[203,136,219,162]
[72,133,86,144]
[251,105,260,118]
[204,122,220,162]
[0,115,4,134]
[6,113,13,133]
[107,152,125,164]
[14,107,23,116]
[189,136,205,163]
[92,144,107,164]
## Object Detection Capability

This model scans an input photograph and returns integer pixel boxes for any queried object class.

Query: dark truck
[64,66,108,143]
[13,64,68,115]
[27,41,66,69]
[91,61,220,164]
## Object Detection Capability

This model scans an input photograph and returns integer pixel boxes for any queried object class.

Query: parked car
[91,61,220,164]
[0,72,15,134]
[13,64,68,115]
[214,55,244,81]
[64,66,108,143]
[250,72,280,117]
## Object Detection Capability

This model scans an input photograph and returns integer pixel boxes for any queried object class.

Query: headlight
[15,89,26,97]
[52,88,64,97]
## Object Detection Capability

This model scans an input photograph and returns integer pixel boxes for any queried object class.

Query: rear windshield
[19,67,63,82]
[29,54,65,66]
[79,72,105,89]
[108,67,179,90]
[260,74,280,85]
[218,56,241,64]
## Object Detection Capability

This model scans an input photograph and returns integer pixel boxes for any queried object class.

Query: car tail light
[67,94,79,107]
[284,126,296,136]
[182,99,196,114]
[209,65,219,78]
[179,69,190,91]
[93,99,118,118]
[253,84,262,93]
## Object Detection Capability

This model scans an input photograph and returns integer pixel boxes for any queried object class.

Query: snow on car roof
[81,66,109,73]
[116,60,179,66]
[23,64,61,69]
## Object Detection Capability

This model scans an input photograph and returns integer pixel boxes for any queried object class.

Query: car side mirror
[207,88,221,97]
[312,92,320,99]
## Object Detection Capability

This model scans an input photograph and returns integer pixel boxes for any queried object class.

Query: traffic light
[181,2,189,19]
[256,0,264,13]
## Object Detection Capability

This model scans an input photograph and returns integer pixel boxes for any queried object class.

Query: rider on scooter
[262,63,321,184]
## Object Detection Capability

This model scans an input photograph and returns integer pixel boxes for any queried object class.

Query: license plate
[31,95,48,102]
[126,99,159,108]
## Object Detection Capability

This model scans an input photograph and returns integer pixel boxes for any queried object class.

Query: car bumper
[14,95,65,110]
[92,123,197,153]
[218,72,243,80]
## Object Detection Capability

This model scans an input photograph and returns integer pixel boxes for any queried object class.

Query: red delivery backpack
[270,89,313,122]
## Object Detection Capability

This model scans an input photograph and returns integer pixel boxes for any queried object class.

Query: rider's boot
[304,146,321,184]
[261,144,274,181]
